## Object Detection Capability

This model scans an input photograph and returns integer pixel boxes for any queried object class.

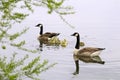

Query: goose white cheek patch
[75,34,78,37]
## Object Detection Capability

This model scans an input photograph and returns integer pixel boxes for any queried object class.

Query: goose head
[71,32,79,37]
[35,23,43,28]
[71,32,80,49]
[35,23,43,35]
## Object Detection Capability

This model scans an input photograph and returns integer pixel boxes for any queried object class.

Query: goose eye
[39,24,42,27]
[75,34,78,37]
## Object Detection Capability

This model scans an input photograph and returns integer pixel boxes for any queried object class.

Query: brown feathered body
[71,32,105,75]
[77,47,105,57]
[35,24,60,43]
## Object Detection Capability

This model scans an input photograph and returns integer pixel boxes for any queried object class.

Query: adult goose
[35,23,60,43]
[71,32,105,75]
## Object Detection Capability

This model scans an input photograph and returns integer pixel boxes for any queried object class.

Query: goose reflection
[73,55,105,75]
[76,56,105,64]
[39,41,43,51]
[38,40,61,51]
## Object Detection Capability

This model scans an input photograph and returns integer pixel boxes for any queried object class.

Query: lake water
[1,0,120,80]
[32,25,119,80]
[1,24,120,80]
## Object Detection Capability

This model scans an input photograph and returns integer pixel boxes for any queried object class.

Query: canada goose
[35,24,60,38]
[71,32,105,75]
[35,24,60,44]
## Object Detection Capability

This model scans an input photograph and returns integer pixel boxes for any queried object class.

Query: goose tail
[56,33,60,36]
[98,61,105,64]
[98,48,105,50]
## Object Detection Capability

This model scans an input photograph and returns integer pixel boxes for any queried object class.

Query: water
[1,0,120,80]
[1,19,120,80]
[32,25,119,80]
[5,14,119,80]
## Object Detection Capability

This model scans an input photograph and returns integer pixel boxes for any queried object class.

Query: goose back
[43,32,60,38]
[77,47,105,57]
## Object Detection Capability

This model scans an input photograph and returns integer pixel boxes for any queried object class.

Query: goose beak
[35,24,42,27]
[35,25,39,27]
[71,34,74,36]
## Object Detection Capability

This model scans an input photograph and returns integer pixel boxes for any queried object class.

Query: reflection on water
[29,25,120,80]
[73,55,105,75]
[38,41,60,51]
[39,43,61,51]
[78,56,105,64]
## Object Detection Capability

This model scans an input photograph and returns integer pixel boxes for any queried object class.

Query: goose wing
[78,47,105,56]
[44,32,60,38]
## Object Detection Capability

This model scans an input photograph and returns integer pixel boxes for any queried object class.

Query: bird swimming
[71,32,105,75]
[35,23,60,43]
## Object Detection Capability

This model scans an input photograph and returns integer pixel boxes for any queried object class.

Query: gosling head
[35,23,43,28]
[71,32,79,37]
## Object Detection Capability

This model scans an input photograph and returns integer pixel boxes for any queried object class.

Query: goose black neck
[40,26,43,35]
[75,35,80,49]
